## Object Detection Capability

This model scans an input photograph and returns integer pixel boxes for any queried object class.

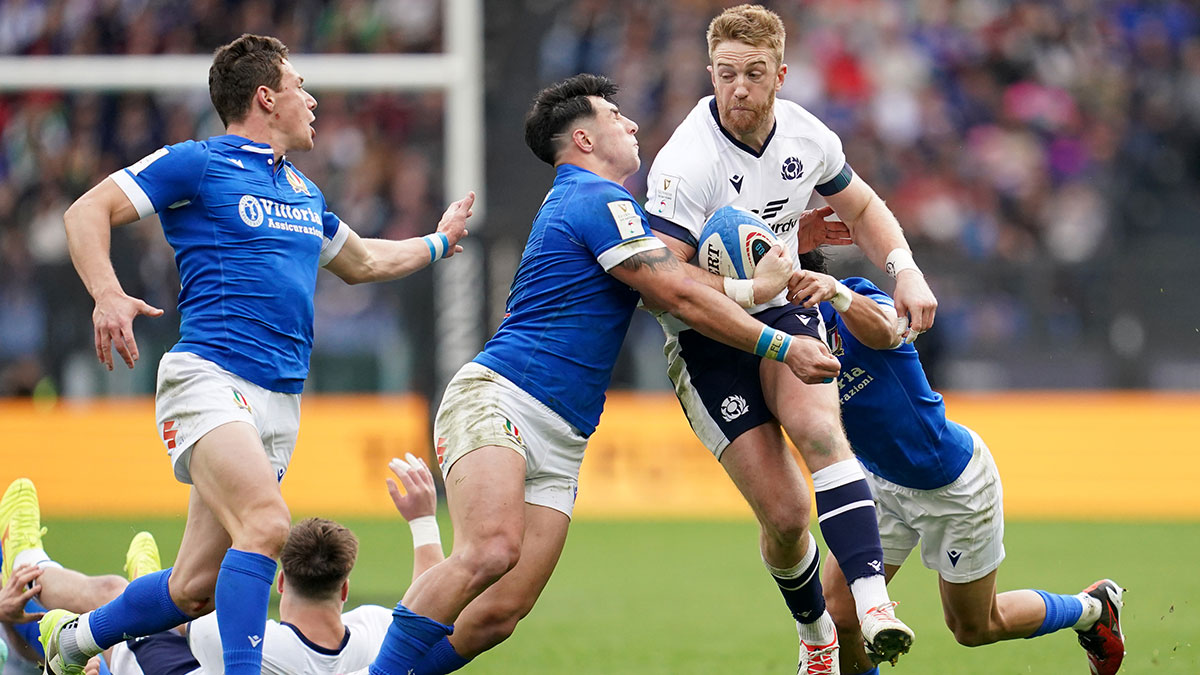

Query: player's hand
[437,191,475,258]
[783,336,841,385]
[386,453,438,521]
[794,206,851,254]
[0,564,45,624]
[893,270,937,343]
[751,244,791,304]
[92,289,163,371]
[84,656,103,675]
[787,269,838,308]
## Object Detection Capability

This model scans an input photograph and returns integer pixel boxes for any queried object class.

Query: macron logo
[730,175,744,193]
[227,157,245,169]
[796,314,811,326]
[248,635,262,647]
[947,550,962,567]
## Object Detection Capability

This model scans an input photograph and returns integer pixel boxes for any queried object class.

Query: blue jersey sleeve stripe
[646,214,697,248]
[815,163,855,196]
[109,169,156,218]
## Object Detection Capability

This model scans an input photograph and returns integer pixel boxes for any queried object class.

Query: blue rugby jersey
[474,164,666,436]
[819,277,973,489]
[111,135,349,393]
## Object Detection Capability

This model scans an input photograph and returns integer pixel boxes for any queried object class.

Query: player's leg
[428,501,570,671]
[761,350,911,664]
[824,555,901,675]
[30,569,126,616]
[371,444,525,674]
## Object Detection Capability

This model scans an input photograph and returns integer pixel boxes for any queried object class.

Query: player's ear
[571,126,593,154]
[341,579,350,602]
[707,64,716,85]
[775,62,787,91]
[256,85,274,112]
[276,571,286,593]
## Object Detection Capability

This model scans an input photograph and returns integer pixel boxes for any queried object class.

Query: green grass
[37,518,1200,674]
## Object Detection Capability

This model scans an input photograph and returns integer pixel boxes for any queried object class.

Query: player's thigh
[187,421,287,546]
[719,423,811,523]
[759,354,851,473]
[170,489,233,614]
[938,568,1000,629]
[444,445,528,545]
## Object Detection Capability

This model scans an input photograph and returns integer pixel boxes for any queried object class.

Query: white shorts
[155,351,301,485]
[866,430,1006,584]
[434,362,586,518]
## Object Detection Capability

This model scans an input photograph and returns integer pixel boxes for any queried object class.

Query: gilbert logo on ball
[698,205,779,280]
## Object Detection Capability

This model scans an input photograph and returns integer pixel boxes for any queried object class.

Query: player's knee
[169,568,218,616]
[239,508,292,557]
[460,533,522,591]
[463,594,534,651]
[947,617,995,647]
[787,417,851,464]
[89,574,129,607]
[757,502,809,548]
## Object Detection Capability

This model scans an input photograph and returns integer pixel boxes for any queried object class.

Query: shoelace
[802,645,838,675]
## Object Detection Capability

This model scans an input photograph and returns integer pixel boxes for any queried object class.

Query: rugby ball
[697,206,778,280]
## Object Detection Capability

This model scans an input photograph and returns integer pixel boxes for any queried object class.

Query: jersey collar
[709,98,777,159]
[279,621,351,655]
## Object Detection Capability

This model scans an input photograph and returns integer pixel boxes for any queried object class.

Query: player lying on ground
[49,32,473,675]
[0,455,446,675]
[350,72,843,675]
[786,254,1126,675]
[643,6,933,670]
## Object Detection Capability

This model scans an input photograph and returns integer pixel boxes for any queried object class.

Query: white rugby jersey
[188,604,392,674]
[645,96,854,315]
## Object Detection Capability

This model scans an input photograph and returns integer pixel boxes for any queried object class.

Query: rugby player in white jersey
[357,73,841,675]
[643,5,936,672]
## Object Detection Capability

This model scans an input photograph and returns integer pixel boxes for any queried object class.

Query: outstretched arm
[823,176,936,340]
[326,192,475,284]
[788,272,900,350]
[386,454,446,582]
[64,178,165,371]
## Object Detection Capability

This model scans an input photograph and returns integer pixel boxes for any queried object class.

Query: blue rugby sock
[370,604,453,675]
[13,596,47,659]
[413,635,471,674]
[86,569,190,649]
[765,532,826,624]
[812,461,884,588]
[215,549,277,674]
[1026,590,1084,638]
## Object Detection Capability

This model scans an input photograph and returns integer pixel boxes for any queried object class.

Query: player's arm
[385,454,445,582]
[788,271,900,350]
[652,227,790,307]
[64,177,165,371]
[325,192,474,284]
[610,249,839,384]
[823,175,937,339]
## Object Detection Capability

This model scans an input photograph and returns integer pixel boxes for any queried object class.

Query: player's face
[272,59,318,152]
[585,96,640,180]
[708,40,785,138]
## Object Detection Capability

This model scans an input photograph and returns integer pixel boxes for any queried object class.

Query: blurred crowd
[537,0,1199,387]
[1,0,1198,396]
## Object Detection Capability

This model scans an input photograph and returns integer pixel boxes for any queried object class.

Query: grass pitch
[37,517,1199,674]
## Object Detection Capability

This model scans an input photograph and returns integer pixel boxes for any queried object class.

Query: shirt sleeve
[317,192,351,266]
[109,140,207,219]
[643,142,715,249]
[810,115,854,196]
[571,186,666,272]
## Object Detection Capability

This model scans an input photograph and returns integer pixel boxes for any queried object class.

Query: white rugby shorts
[866,429,1006,584]
[155,351,300,485]
[434,362,586,518]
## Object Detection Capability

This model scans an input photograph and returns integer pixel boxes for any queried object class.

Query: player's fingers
[98,329,114,370]
[139,300,165,317]
[19,583,41,604]
[22,610,45,623]
[386,477,405,502]
[13,564,42,585]
[895,315,910,338]
[460,191,476,211]
[119,326,139,367]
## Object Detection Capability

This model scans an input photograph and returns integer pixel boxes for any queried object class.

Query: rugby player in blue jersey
[45,34,474,675]
[357,73,842,675]
[784,254,1125,675]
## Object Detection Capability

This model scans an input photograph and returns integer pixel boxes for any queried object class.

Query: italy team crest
[283,164,310,195]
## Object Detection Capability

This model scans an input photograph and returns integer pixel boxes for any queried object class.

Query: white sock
[1073,593,1102,630]
[796,610,838,645]
[850,574,890,623]
[13,548,62,571]
[74,611,102,655]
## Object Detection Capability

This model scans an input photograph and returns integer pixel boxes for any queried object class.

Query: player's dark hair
[280,517,358,600]
[524,73,619,166]
[798,249,829,275]
[209,33,290,127]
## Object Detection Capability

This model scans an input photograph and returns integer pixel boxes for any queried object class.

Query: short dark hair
[280,518,358,600]
[524,74,619,166]
[209,34,290,127]
[798,249,829,275]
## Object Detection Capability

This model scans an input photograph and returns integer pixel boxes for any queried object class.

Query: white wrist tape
[422,233,450,262]
[723,277,756,308]
[885,248,921,279]
[408,516,441,549]
[831,281,853,313]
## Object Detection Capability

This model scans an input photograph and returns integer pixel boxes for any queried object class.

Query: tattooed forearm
[619,248,680,273]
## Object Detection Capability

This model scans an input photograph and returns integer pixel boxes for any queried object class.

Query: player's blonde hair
[707,4,786,67]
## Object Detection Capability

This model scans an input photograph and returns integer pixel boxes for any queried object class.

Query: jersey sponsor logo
[781,156,804,181]
[238,194,265,227]
[750,198,789,223]
[650,173,680,219]
[226,157,245,169]
[162,420,179,450]
[947,550,962,567]
[770,217,798,235]
[127,148,169,176]
[719,394,749,422]
[283,164,311,196]
[838,366,874,404]
[729,174,744,193]
[606,200,644,240]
